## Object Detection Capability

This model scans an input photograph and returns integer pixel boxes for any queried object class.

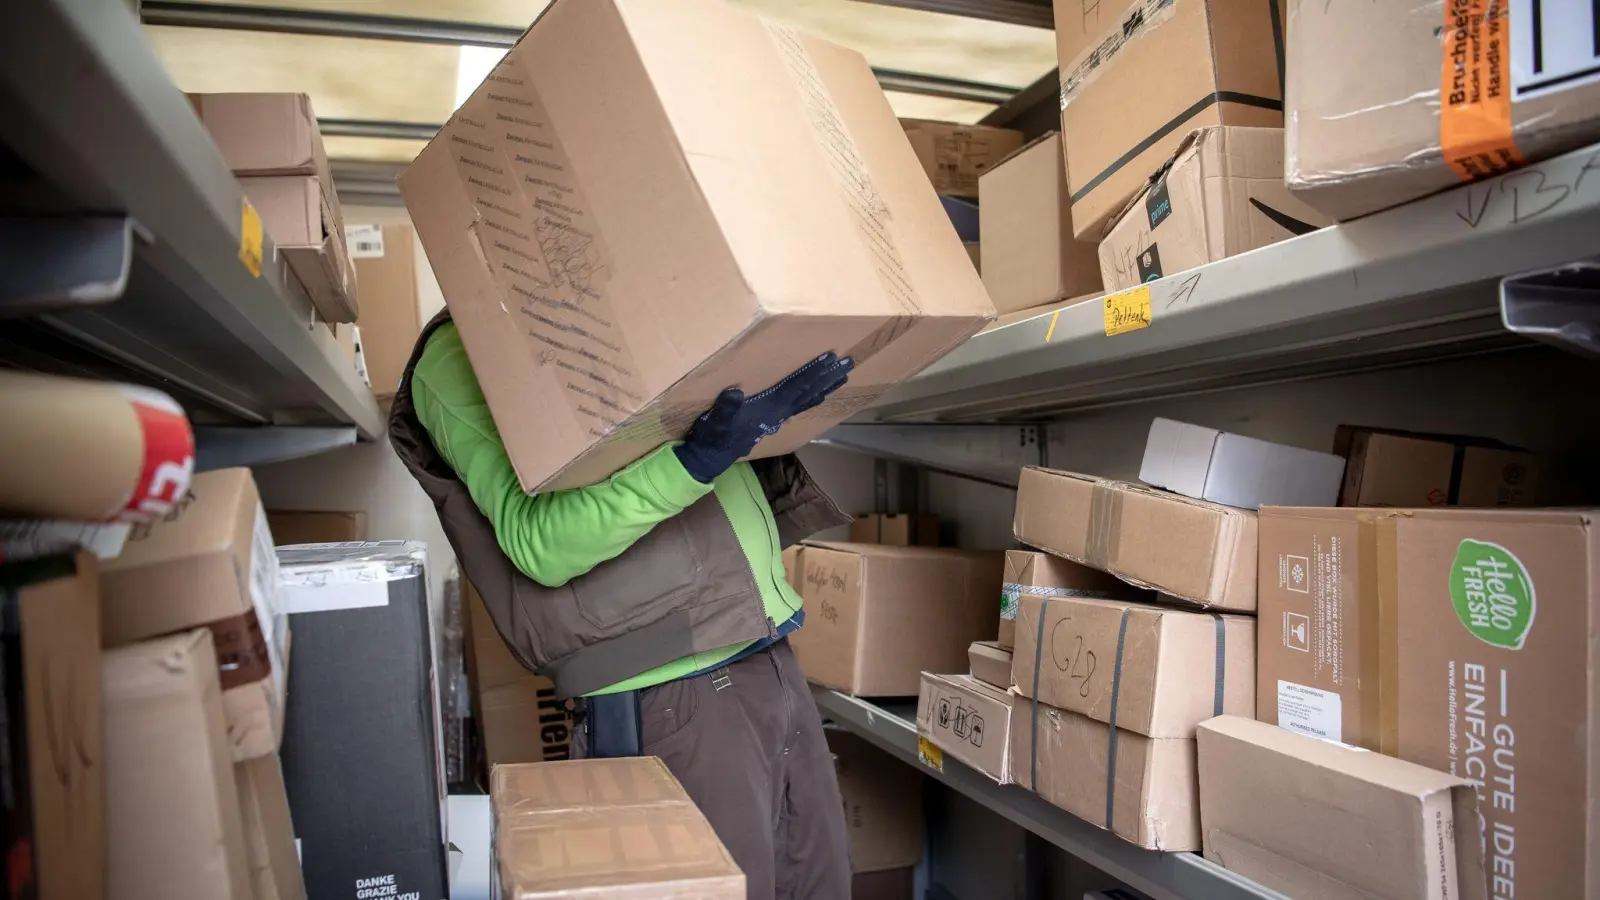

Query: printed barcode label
[1511,0,1600,99]
[345,224,385,259]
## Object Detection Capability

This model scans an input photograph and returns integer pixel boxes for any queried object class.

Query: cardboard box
[0,553,104,900]
[901,119,1024,198]
[235,754,307,900]
[399,1,994,492]
[790,543,1004,696]
[1099,127,1333,291]
[1139,416,1345,510]
[491,757,744,897]
[1198,716,1487,900]
[828,727,923,873]
[463,578,573,768]
[1013,467,1258,611]
[916,672,1013,784]
[848,512,939,547]
[277,543,446,900]
[1257,506,1599,899]
[999,548,1137,649]
[852,868,913,900]
[782,544,804,590]
[350,223,422,399]
[1013,593,1254,738]
[978,132,1103,313]
[265,509,367,545]
[1010,697,1198,850]
[1286,0,1600,220]
[104,630,252,900]
[1334,425,1540,508]
[1058,0,1286,240]
[99,468,289,761]
[190,92,324,177]
[967,640,1012,690]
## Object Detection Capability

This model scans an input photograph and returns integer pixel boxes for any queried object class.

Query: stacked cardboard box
[1139,418,1346,511]
[902,119,1024,199]
[829,728,923,879]
[1333,425,1540,508]
[347,223,424,401]
[998,548,1136,649]
[978,132,1102,315]
[463,578,572,773]
[916,671,1014,785]
[849,512,940,547]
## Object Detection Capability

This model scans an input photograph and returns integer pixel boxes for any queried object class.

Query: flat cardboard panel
[352,224,422,399]
[266,510,367,545]
[1012,594,1254,738]
[1198,716,1487,900]
[999,548,1138,650]
[1138,416,1345,510]
[829,728,923,873]
[399,0,993,491]
[978,132,1102,313]
[916,672,1013,784]
[1334,425,1540,508]
[1099,128,1333,291]
[790,543,1005,696]
[901,119,1024,198]
[236,754,308,900]
[104,630,252,900]
[967,640,1012,689]
[1013,467,1258,611]
[491,758,744,897]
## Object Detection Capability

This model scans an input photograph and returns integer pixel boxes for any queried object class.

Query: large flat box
[235,754,307,900]
[1257,506,1600,899]
[1013,593,1254,738]
[967,640,1012,690]
[1198,716,1487,900]
[1099,127,1333,291]
[848,512,939,547]
[1058,0,1286,240]
[463,579,573,767]
[0,553,104,900]
[265,509,366,545]
[901,118,1024,198]
[1139,416,1345,510]
[1009,697,1197,850]
[829,728,923,873]
[1286,0,1600,220]
[104,630,251,900]
[277,543,447,900]
[1013,467,1258,611]
[916,672,1013,784]
[790,543,1004,696]
[99,467,289,761]
[999,548,1136,650]
[491,757,744,897]
[399,0,994,491]
[978,132,1102,313]
[350,223,422,399]
[1334,425,1540,508]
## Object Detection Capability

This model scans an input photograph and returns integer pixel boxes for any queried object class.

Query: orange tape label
[1441,0,1526,182]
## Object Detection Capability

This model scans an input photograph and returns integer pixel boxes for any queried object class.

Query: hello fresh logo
[1449,539,1536,649]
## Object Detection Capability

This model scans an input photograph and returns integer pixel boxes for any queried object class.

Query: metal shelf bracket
[0,215,135,316]
[1501,259,1600,359]
[195,425,358,471]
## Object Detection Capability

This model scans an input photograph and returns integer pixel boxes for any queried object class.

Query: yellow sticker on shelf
[917,737,944,772]
[1102,285,1151,336]
[239,198,264,278]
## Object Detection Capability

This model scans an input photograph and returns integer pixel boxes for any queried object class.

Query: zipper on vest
[736,464,793,618]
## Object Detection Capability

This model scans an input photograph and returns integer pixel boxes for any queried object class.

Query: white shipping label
[345,224,385,259]
[250,504,288,699]
[1512,0,1600,99]
[1277,680,1343,741]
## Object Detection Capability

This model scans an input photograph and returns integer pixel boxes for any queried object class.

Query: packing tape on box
[1084,481,1124,572]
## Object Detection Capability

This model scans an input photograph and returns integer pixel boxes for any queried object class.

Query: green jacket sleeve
[411,323,713,588]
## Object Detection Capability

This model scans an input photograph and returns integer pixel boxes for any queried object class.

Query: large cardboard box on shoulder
[1257,506,1600,899]
[978,132,1102,314]
[916,672,1013,784]
[399,0,994,491]
[1286,0,1600,220]
[901,119,1024,198]
[829,727,923,873]
[1334,425,1540,508]
[999,548,1137,649]
[790,543,1004,696]
[348,223,424,400]
[1055,0,1286,241]
[1099,127,1333,291]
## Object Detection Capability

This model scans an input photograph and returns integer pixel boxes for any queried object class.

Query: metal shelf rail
[812,687,1287,900]
[867,140,1600,423]
[0,0,382,464]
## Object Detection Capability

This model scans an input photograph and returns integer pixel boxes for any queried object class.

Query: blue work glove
[674,352,855,484]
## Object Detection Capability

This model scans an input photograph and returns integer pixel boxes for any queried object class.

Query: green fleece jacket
[411,322,804,695]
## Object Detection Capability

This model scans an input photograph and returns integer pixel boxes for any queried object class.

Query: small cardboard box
[967,640,1012,690]
[1334,425,1540,508]
[349,224,423,400]
[1012,593,1254,738]
[1,553,105,900]
[790,543,1004,696]
[1285,0,1600,220]
[978,132,1103,314]
[1139,416,1345,510]
[104,630,252,900]
[399,0,994,491]
[916,672,1014,784]
[1198,716,1487,900]
[849,512,939,547]
[491,758,744,897]
[1010,696,1198,850]
[1257,506,1600,899]
[829,727,924,873]
[1013,467,1258,611]
[190,92,324,177]
[235,754,307,900]
[1099,127,1333,291]
[265,510,367,545]
[99,468,290,762]
[999,548,1138,649]
[1058,0,1286,241]
[901,118,1024,198]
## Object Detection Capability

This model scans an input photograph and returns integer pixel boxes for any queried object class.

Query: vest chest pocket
[569,514,701,631]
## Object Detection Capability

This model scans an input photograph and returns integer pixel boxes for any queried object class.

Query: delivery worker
[388,311,856,899]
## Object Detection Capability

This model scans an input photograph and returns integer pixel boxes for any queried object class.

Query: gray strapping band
[1210,613,1226,718]
[1103,607,1132,829]
[1028,594,1050,790]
